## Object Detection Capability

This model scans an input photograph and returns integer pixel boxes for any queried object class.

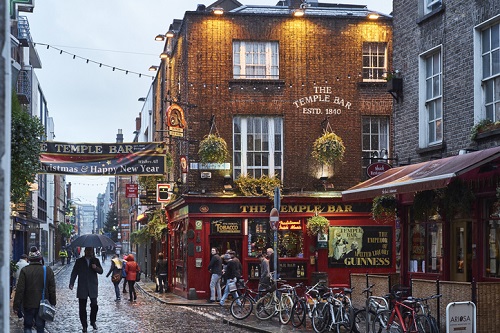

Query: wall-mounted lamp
[148,65,158,71]
[367,12,380,20]
[138,97,146,102]
[212,7,224,15]
[155,34,165,42]
[166,30,175,38]
[160,52,169,60]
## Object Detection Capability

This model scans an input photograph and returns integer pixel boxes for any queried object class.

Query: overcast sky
[26,0,392,205]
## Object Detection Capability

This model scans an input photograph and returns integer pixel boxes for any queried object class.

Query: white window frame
[474,18,500,123]
[362,42,388,82]
[424,0,441,15]
[418,45,443,148]
[233,41,279,80]
[361,116,390,172]
[233,116,283,180]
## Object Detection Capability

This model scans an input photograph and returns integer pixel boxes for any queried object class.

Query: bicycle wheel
[291,299,307,328]
[373,309,403,333]
[428,315,440,333]
[352,309,368,333]
[230,294,253,320]
[279,294,294,325]
[255,292,275,320]
[412,314,432,333]
[341,304,355,331]
[312,302,328,333]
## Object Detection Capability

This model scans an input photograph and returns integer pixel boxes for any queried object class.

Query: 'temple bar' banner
[39,142,168,176]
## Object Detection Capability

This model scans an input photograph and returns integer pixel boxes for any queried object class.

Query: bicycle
[372,291,432,333]
[254,279,295,324]
[312,286,354,333]
[352,284,390,333]
[230,280,260,320]
[404,294,441,333]
[291,280,328,328]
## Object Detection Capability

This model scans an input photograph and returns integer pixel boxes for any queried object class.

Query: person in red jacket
[125,254,140,302]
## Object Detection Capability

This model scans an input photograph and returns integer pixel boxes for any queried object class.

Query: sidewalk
[136,277,289,333]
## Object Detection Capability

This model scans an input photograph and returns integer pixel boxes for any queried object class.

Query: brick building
[149,0,393,299]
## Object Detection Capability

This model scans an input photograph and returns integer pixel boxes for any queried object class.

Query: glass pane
[433,54,440,74]
[435,119,442,141]
[492,49,500,76]
[362,134,371,150]
[234,134,241,151]
[435,100,442,119]
[262,153,269,167]
[486,104,493,120]
[274,152,281,166]
[426,57,433,78]
[483,54,491,78]
[234,152,241,167]
[426,78,433,99]
[233,118,241,133]
[482,29,491,52]
[247,135,254,150]
[255,153,262,166]
[429,122,436,143]
[492,24,499,50]
[273,134,280,151]
[371,121,379,133]
[486,80,493,103]
[247,153,254,166]
[255,169,261,178]
[428,102,435,120]
[433,75,441,96]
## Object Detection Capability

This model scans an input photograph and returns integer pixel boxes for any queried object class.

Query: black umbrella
[70,234,116,248]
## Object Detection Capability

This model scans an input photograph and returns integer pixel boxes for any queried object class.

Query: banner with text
[39,142,168,176]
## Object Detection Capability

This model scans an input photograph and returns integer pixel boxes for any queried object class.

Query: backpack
[122,261,127,277]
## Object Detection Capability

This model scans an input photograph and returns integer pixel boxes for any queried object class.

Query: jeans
[23,307,45,333]
[209,273,221,301]
[158,274,167,292]
[219,278,240,305]
[113,279,121,299]
[79,297,98,328]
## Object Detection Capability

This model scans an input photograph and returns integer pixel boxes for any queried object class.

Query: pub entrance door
[450,220,472,282]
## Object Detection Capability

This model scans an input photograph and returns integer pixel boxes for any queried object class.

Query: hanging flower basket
[372,195,397,221]
[306,214,330,236]
[198,134,229,164]
[311,131,346,166]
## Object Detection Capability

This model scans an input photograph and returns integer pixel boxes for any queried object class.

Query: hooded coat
[125,254,140,281]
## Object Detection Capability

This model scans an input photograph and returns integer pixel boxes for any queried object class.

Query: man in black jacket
[13,247,56,333]
[207,248,222,302]
[219,250,242,306]
[69,247,103,332]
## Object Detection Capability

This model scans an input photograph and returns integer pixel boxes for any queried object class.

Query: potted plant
[311,131,346,166]
[437,179,474,218]
[386,70,403,92]
[413,190,439,221]
[372,195,397,221]
[234,174,281,198]
[198,134,229,164]
[306,214,330,236]
[470,119,500,141]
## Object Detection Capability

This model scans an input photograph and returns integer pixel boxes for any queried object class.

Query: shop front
[166,195,396,299]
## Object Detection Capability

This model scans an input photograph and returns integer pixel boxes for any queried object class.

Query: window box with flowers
[306,214,330,237]
[470,119,500,141]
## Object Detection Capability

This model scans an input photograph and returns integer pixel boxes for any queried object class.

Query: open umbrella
[70,234,116,248]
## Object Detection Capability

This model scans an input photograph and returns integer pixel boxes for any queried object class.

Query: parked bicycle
[352,284,390,333]
[403,294,441,333]
[312,286,354,333]
[291,280,328,328]
[372,290,432,333]
[254,279,295,324]
[230,279,260,320]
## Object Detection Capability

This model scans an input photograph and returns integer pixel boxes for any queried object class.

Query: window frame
[233,116,283,180]
[361,116,390,178]
[418,45,443,148]
[233,41,279,80]
[362,42,388,82]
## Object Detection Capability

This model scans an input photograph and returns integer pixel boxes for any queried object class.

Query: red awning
[342,146,500,201]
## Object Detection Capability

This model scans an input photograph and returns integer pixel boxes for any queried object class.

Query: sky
[26,0,392,205]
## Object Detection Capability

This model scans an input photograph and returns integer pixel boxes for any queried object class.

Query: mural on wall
[328,226,392,268]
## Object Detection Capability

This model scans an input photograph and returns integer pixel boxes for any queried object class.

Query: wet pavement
[10,259,314,333]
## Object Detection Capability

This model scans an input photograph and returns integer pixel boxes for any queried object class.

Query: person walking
[59,248,68,265]
[13,248,56,333]
[121,254,128,294]
[219,250,242,306]
[266,248,278,279]
[66,248,72,265]
[155,253,168,293]
[106,254,123,301]
[12,254,29,298]
[257,253,272,292]
[69,247,103,332]
[207,248,222,303]
[100,248,107,263]
[124,254,140,302]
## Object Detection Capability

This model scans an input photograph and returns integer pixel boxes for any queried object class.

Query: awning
[342,146,500,201]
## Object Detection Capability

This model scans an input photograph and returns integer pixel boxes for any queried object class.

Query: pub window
[409,221,443,274]
[233,41,279,79]
[361,116,390,179]
[362,42,387,81]
[481,22,500,122]
[486,219,500,278]
[248,218,303,258]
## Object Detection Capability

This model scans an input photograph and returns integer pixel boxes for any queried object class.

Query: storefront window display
[409,221,443,274]
[247,218,304,258]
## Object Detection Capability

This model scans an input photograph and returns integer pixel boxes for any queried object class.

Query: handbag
[135,271,141,282]
[227,278,237,292]
[38,266,56,321]
[112,273,121,283]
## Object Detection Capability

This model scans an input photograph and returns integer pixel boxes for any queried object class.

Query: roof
[342,146,500,201]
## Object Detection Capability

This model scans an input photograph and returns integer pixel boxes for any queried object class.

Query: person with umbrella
[69,247,103,332]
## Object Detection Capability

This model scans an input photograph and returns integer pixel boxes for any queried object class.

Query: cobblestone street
[11,259,289,333]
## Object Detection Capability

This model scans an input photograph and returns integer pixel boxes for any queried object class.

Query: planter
[198,134,229,164]
[311,131,346,166]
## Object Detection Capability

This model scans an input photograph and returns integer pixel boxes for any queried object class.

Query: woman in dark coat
[125,254,140,302]
[156,252,168,293]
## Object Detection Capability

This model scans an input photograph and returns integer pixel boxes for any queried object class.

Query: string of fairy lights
[35,42,155,79]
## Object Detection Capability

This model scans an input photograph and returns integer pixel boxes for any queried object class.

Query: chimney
[116,129,123,143]
[135,116,141,132]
